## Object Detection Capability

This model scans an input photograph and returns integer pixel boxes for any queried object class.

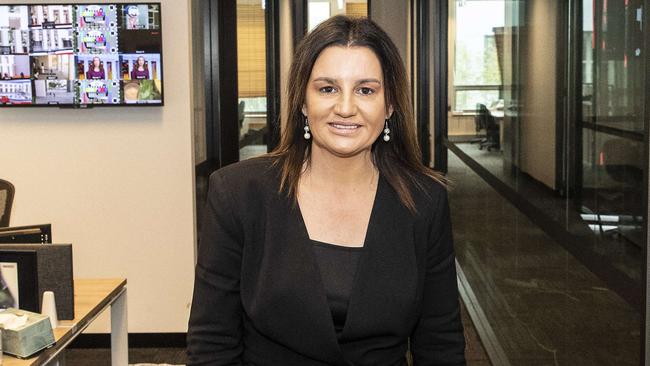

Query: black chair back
[0,179,15,228]
[474,103,492,132]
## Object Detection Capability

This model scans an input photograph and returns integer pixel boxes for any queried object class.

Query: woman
[86,57,105,80]
[188,15,465,365]
[130,56,149,80]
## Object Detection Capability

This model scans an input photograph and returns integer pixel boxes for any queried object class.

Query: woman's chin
[314,139,371,158]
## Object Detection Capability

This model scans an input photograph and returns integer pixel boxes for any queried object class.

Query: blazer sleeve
[187,171,244,366]
[411,188,466,365]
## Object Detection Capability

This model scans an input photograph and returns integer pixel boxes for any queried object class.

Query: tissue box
[0,308,55,358]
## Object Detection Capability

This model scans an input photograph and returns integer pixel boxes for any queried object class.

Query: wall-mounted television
[0,3,163,107]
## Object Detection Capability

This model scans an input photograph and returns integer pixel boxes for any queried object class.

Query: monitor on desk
[0,224,52,244]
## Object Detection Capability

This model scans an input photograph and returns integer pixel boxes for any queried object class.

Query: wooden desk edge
[4,278,127,366]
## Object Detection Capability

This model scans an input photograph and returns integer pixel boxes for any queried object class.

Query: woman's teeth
[331,124,359,129]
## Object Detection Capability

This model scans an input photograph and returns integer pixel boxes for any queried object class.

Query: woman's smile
[303,46,392,157]
[328,122,362,135]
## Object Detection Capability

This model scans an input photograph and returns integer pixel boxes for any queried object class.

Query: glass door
[574,0,645,279]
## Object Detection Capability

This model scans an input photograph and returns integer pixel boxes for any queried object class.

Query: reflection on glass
[577,0,645,270]
[447,0,645,364]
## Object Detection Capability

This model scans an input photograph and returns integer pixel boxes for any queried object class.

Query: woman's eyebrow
[312,77,382,85]
[356,78,382,85]
[312,77,338,84]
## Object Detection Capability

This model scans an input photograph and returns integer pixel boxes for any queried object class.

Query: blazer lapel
[339,177,419,343]
[246,192,348,365]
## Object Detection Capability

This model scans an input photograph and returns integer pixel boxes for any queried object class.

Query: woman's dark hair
[268,15,445,213]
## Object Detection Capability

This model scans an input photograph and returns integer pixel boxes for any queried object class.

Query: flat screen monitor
[0,3,163,107]
[0,224,52,243]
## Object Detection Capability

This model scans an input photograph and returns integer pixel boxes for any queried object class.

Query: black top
[187,157,466,366]
[311,240,363,337]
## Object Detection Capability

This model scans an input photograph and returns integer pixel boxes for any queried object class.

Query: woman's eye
[358,87,374,95]
[319,86,337,94]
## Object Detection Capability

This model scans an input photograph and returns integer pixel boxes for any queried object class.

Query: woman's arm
[411,189,466,365]
[187,171,244,365]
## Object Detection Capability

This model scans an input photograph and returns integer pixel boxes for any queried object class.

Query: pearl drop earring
[383,120,390,142]
[304,119,311,140]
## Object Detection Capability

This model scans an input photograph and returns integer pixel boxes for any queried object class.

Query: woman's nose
[334,92,357,117]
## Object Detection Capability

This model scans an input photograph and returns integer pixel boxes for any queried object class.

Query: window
[452,0,504,112]
[237,0,268,160]
[307,0,368,32]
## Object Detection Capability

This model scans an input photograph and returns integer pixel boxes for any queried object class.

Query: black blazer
[187,157,465,366]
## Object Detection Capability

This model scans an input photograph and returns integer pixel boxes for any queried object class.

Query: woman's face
[137,57,145,66]
[303,46,392,158]
[93,58,100,67]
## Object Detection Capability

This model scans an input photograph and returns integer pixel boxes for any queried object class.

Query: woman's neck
[304,144,377,187]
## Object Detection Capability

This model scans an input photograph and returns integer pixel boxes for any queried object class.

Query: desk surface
[4,278,127,366]
[490,110,504,119]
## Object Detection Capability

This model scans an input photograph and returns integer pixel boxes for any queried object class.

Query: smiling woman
[187,15,466,366]
[302,46,391,159]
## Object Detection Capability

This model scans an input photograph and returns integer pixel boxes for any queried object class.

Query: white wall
[0,0,196,333]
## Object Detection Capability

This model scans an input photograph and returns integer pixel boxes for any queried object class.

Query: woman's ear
[386,105,394,120]
[301,105,307,117]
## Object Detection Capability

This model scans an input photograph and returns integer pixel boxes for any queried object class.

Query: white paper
[0,262,19,308]
[0,313,28,330]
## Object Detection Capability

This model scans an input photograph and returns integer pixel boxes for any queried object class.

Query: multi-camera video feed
[34,80,74,104]
[28,5,75,55]
[119,53,161,104]
[0,55,31,79]
[0,6,30,55]
[77,4,118,29]
[31,54,75,80]
[120,4,160,30]
[76,54,120,80]
[0,3,162,106]
[0,79,31,104]
[77,79,121,104]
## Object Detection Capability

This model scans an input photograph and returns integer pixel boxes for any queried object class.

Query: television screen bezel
[0,2,164,108]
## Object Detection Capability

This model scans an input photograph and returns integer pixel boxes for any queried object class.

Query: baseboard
[69,333,186,349]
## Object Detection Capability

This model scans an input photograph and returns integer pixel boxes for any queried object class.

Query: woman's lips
[328,122,361,135]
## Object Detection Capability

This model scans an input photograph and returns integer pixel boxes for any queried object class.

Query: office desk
[4,278,128,366]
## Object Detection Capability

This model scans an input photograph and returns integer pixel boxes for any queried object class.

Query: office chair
[480,106,500,151]
[470,103,488,144]
[595,138,643,243]
[0,179,15,228]
[602,138,643,185]
[238,100,246,130]
[473,104,500,151]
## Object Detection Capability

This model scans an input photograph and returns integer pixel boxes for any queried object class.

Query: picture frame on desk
[0,250,39,313]
[0,244,74,320]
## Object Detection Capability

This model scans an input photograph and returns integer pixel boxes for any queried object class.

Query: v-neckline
[294,174,384,340]
[296,173,382,249]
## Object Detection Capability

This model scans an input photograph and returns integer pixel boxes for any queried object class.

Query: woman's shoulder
[408,170,449,212]
[209,155,279,193]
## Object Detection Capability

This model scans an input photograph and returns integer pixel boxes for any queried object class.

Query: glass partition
[447,0,645,364]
